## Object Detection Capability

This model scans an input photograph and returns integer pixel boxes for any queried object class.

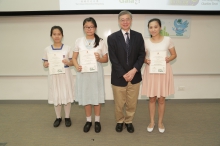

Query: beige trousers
[112,82,140,123]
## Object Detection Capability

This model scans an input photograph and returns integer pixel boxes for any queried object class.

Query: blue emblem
[172,19,189,36]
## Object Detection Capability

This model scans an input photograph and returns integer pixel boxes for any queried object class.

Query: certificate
[79,49,97,73]
[47,52,65,75]
[149,51,166,74]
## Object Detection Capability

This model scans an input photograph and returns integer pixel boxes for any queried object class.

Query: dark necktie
[125,32,130,65]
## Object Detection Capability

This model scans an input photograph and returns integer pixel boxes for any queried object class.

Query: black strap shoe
[65,118,72,127]
[115,123,123,132]
[95,122,101,133]
[125,123,134,133]
[53,118,62,127]
[83,122,92,133]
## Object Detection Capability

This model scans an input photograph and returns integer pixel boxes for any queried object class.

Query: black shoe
[53,118,62,127]
[115,123,123,132]
[83,122,92,133]
[65,118,72,127]
[125,123,134,133]
[95,122,101,133]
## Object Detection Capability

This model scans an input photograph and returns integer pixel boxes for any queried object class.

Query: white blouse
[145,36,175,58]
[74,37,108,57]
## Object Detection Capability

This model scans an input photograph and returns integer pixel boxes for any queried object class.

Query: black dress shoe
[83,122,92,133]
[115,123,123,132]
[125,123,134,133]
[95,122,101,133]
[65,118,72,127]
[53,118,62,127]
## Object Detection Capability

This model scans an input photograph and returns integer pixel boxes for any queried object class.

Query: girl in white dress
[72,17,108,133]
[42,26,74,127]
[142,18,177,133]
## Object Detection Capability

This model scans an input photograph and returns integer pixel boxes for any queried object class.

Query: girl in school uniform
[42,26,74,127]
[72,17,108,133]
[142,18,177,133]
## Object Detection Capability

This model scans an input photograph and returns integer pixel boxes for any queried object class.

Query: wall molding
[1,99,220,104]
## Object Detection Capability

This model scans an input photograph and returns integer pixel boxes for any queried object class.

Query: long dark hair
[148,18,161,37]
[83,17,100,48]
[50,26,63,36]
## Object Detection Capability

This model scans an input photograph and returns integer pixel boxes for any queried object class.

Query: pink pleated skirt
[142,63,174,98]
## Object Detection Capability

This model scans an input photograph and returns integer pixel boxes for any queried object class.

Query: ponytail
[94,33,100,48]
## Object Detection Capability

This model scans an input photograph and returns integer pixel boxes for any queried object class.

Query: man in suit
[107,10,145,133]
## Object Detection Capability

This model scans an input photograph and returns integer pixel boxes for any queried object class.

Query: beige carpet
[0,100,220,146]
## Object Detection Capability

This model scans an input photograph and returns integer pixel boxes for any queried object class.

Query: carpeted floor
[0,100,220,146]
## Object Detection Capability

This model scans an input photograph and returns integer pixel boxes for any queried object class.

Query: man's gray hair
[118,10,132,20]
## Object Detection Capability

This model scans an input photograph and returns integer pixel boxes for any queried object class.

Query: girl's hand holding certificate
[62,59,69,66]
[94,52,100,62]
[165,57,170,63]
[146,59,151,65]
[76,65,82,72]
[44,61,49,68]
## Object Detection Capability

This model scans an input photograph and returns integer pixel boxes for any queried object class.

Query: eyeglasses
[84,26,95,30]
[120,18,131,23]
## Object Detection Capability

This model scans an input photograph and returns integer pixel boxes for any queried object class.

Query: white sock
[95,116,100,122]
[64,103,71,118]
[54,105,62,118]
[86,116,92,122]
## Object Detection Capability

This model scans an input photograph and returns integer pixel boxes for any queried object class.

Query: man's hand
[123,68,137,82]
